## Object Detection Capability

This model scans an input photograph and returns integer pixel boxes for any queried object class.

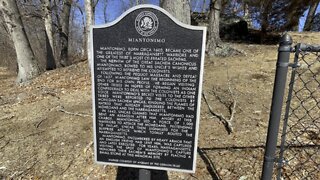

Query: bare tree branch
[21,12,43,19]
[58,105,92,117]
[202,91,234,133]
[202,60,237,134]
[93,0,100,9]
[103,0,108,23]
[0,141,10,150]
[1,19,10,34]
[35,118,48,128]
[0,115,15,121]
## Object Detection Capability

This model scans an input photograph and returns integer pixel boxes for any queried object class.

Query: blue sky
[94,0,160,23]
[76,0,320,31]
[299,5,320,31]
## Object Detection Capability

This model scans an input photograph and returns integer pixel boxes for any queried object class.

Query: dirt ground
[0,32,319,179]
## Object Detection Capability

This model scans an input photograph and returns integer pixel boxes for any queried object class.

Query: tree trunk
[282,0,309,31]
[59,0,71,67]
[160,0,191,24]
[0,0,40,83]
[261,0,272,33]
[103,0,108,23]
[304,1,320,31]
[243,3,252,28]
[42,0,56,70]
[202,0,207,12]
[85,0,94,65]
[290,19,300,31]
[206,0,221,55]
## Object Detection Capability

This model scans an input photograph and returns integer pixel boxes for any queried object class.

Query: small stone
[220,169,231,176]
[254,110,261,115]
[239,176,247,180]
[16,92,28,103]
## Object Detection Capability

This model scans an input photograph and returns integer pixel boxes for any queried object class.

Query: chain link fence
[262,35,320,179]
[276,44,320,179]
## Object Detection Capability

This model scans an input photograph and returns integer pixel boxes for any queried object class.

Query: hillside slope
[0,32,319,179]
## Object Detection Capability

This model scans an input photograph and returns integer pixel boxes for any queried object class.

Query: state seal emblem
[135,11,159,37]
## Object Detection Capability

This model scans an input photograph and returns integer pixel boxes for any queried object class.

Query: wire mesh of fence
[276,44,320,179]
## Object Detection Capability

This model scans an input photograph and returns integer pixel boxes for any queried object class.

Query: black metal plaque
[91,5,206,173]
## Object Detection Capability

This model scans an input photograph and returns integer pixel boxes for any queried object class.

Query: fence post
[261,34,292,180]
[139,169,151,180]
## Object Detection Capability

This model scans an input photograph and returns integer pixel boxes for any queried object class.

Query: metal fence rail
[262,35,320,179]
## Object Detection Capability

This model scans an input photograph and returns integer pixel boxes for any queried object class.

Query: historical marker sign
[90,5,206,173]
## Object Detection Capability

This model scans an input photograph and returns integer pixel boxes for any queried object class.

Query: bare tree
[103,0,108,23]
[304,0,320,31]
[260,0,272,33]
[0,0,41,83]
[281,0,309,31]
[257,0,310,32]
[242,2,252,28]
[202,0,207,12]
[71,0,86,60]
[120,0,145,12]
[84,0,100,63]
[0,11,16,71]
[160,0,191,24]
[42,0,56,70]
[206,0,221,55]
[84,0,94,65]
[59,0,72,66]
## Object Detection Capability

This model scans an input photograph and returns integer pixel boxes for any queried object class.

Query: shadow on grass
[197,147,222,180]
